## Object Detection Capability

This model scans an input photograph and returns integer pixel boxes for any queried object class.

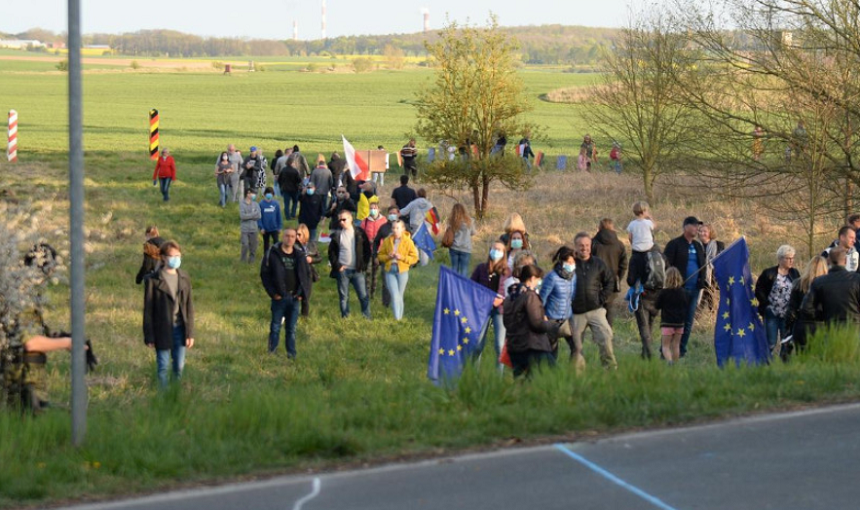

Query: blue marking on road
[554,443,680,510]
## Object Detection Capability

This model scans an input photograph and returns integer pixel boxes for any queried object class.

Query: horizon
[3,0,645,41]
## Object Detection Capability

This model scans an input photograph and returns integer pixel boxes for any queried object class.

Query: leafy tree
[414,16,537,219]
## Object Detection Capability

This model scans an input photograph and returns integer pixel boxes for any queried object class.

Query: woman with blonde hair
[656,267,689,363]
[784,255,829,357]
[446,203,477,277]
[377,220,419,320]
[754,244,800,350]
[295,224,322,317]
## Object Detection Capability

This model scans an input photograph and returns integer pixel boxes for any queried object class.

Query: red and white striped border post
[7,109,18,162]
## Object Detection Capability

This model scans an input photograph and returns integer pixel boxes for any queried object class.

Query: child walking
[656,267,689,363]
[626,201,656,287]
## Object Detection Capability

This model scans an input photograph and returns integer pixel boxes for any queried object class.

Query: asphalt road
[63,402,860,510]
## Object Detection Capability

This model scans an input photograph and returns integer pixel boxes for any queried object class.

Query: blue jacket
[258,199,283,232]
[539,266,576,320]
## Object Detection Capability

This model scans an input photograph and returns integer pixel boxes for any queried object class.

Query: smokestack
[321,0,327,39]
[422,8,430,33]
[293,20,298,41]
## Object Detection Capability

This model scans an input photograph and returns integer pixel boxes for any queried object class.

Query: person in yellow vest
[355,181,377,223]
[377,220,419,320]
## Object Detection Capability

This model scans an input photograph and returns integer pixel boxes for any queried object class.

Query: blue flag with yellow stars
[712,237,769,366]
[427,265,498,382]
[412,222,436,260]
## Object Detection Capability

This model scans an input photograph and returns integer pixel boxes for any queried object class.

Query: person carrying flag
[400,188,435,266]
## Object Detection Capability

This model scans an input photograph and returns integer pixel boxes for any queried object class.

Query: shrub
[352,58,373,73]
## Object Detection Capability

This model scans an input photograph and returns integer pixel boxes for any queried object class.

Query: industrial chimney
[293,20,299,41]
[321,0,327,39]
[422,8,430,33]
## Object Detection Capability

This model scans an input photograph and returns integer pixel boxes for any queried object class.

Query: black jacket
[298,193,325,228]
[277,165,302,194]
[503,284,554,353]
[754,266,801,316]
[664,236,707,290]
[800,266,860,324]
[327,197,357,230]
[143,269,195,349]
[572,255,614,314]
[328,156,348,186]
[592,229,628,293]
[135,236,164,284]
[260,243,312,300]
[327,227,372,276]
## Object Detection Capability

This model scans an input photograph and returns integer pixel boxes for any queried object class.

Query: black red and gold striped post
[149,109,159,160]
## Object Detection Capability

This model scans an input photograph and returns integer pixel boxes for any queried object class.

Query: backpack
[644,247,667,290]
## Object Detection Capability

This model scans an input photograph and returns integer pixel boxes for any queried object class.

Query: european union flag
[712,237,769,366]
[428,266,498,382]
[412,222,436,260]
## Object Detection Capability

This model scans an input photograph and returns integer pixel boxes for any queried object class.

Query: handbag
[309,264,320,283]
[441,226,455,248]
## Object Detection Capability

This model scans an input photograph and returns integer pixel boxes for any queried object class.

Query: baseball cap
[683,216,702,227]
[250,146,258,152]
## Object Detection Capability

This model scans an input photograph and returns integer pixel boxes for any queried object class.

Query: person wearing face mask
[470,241,511,370]
[373,206,401,307]
[540,246,581,366]
[327,186,357,231]
[377,220,419,320]
[503,265,560,378]
[356,181,378,224]
[143,241,195,387]
[258,187,283,254]
[505,231,530,270]
[152,148,177,202]
[215,151,232,208]
[298,183,325,243]
[361,197,388,301]
[240,188,262,263]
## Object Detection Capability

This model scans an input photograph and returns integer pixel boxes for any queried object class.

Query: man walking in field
[261,227,311,358]
[400,138,418,179]
[225,144,244,203]
[242,146,266,195]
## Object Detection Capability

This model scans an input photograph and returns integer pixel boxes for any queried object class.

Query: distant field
[0,56,593,159]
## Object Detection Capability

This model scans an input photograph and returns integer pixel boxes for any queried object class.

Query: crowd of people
[139,140,860,385]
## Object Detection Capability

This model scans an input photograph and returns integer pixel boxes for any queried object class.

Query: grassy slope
[0,63,857,508]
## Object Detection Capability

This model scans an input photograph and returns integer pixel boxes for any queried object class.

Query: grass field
[1,56,858,508]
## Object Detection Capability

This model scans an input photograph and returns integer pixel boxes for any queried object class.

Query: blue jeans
[680,287,701,357]
[156,324,186,387]
[283,191,300,219]
[384,268,409,320]
[336,269,370,318]
[218,183,228,207]
[269,295,300,356]
[449,249,471,277]
[474,308,506,370]
[765,309,788,350]
[159,177,172,201]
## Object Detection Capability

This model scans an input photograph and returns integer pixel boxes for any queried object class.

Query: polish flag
[342,135,370,181]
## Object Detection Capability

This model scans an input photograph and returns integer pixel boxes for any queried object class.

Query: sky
[2,0,642,40]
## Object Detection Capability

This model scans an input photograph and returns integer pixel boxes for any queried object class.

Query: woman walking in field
[152,148,177,201]
[656,267,689,364]
[377,220,419,320]
[445,203,477,277]
[239,188,261,263]
[296,223,322,318]
[471,241,510,369]
[215,152,231,208]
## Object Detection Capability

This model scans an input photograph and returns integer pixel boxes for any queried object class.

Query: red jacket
[153,156,177,180]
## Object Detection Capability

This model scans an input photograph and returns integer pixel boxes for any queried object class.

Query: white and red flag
[342,135,370,181]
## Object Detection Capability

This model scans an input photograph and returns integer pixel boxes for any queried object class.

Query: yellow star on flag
[737,328,746,337]
[454,309,461,316]
[740,276,745,285]
[726,298,731,305]
[448,349,455,356]
[461,317,468,324]
[722,311,730,320]
[439,348,445,355]
[724,323,732,332]
[465,327,472,334]
[748,322,755,332]
[444,308,450,315]
[751,298,759,307]
[457,345,462,351]
[463,338,469,344]
[728,276,735,286]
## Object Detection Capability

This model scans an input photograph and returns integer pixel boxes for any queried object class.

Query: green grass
[1,60,858,508]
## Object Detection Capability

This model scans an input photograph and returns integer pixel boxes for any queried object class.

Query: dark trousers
[509,349,556,378]
[282,190,299,219]
[604,292,621,329]
[269,296,300,357]
[159,177,172,201]
[628,250,648,287]
[262,231,278,254]
[635,292,660,359]
[680,287,701,357]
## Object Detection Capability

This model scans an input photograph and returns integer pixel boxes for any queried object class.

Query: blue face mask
[307,188,315,195]
[167,256,181,270]
[388,214,398,222]
[489,249,504,262]
[250,194,257,201]
[511,239,523,249]
[265,193,273,200]
[563,263,576,273]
